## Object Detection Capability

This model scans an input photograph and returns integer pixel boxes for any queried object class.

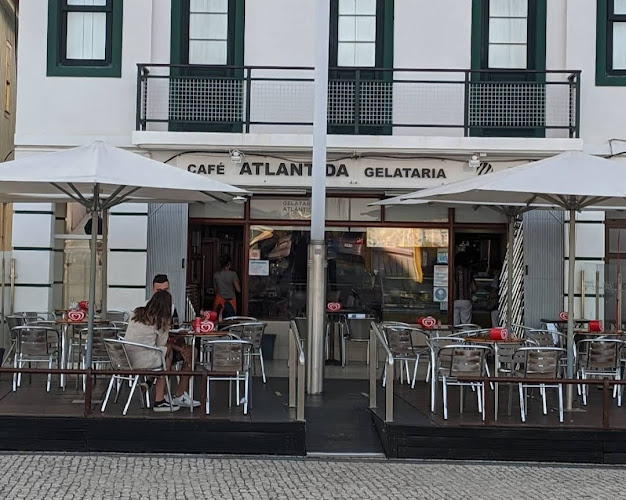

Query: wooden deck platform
[4,370,626,462]
[372,380,626,463]
[0,374,305,455]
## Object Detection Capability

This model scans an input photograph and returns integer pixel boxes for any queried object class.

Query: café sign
[180,155,505,189]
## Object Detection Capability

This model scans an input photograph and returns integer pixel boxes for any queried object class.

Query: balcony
[136,64,580,141]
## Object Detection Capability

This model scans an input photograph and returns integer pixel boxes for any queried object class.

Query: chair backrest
[28,320,59,330]
[19,311,56,322]
[382,325,415,356]
[80,327,122,358]
[511,324,532,339]
[455,328,491,339]
[6,314,26,333]
[344,317,375,341]
[223,322,266,348]
[13,326,59,356]
[427,336,467,371]
[494,341,526,373]
[106,310,129,322]
[438,345,489,378]
[578,339,623,371]
[206,339,252,373]
[515,347,565,377]
[526,329,564,347]
[381,321,410,328]
[455,323,483,331]
[111,321,128,333]
[103,339,133,371]
[226,316,257,322]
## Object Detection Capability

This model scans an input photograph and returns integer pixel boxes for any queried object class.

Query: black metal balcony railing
[136,64,581,138]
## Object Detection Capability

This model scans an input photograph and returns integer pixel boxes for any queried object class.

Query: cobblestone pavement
[0,453,625,499]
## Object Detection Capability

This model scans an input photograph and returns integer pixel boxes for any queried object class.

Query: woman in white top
[124,290,186,411]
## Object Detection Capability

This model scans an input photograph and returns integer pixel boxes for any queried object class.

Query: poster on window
[249,260,270,276]
[433,265,448,287]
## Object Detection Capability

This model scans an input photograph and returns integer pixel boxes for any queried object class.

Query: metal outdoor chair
[381,324,428,388]
[18,311,57,322]
[455,323,484,331]
[426,336,467,412]
[79,327,123,391]
[101,339,175,415]
[222,321,267,383]
[493,340,527,419]
[437,344,491,420]
[511,324,533,339]
[3,314,27,366]
[12,325,60,392]
[526,329,566,348]
[576,339,624,406]
[110,321,128,334]
[514,347,566,423]
[225,316,258,322]
[341,315,375,366]
[204,338,253,415]
[454,328,492,339]
[105,310,130,323]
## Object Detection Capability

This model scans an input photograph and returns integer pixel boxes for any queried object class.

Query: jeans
[453,300,472,326]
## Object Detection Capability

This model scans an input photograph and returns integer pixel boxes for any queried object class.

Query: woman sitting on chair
[125,290,199,411]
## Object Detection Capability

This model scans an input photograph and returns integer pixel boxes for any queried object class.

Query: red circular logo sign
[327,302,342,312]
[199,321,215,333]
[67,310,86,322]
[422,317,437,329]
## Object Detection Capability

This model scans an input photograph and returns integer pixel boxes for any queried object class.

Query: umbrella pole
[507,215,514,333]
[85,186,100,370]
[566,208,576,410]
[101,208,108,320]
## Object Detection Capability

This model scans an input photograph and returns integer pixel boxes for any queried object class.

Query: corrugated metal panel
[523,210,564,327]
[146,203,188,316]
[499,217,524,327]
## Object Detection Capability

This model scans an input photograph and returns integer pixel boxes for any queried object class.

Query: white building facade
[11,1,626,356]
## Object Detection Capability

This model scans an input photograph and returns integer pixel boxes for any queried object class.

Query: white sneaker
[173,392,201,408]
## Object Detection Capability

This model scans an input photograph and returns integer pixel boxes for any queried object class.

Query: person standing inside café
[213,256,241,319]
[453,252,477,325]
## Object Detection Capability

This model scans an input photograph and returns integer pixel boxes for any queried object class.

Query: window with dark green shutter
[170,0,245,132]
[47,0,123,77]
[597,0,626,85]
[470,0,546,137]
[328,0,394,135]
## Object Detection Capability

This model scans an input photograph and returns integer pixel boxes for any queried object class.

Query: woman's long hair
[132,290,172,332]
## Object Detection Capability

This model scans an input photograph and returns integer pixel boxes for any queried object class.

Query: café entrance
[453,230,506,328]
[187,223,245,314]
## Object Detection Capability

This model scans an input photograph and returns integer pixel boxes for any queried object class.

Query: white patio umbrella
[0,141,247,368]
[392,151,626,409]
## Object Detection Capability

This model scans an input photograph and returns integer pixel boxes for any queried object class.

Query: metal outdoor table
[170,329,227,413]
[541,318,592,331]
[56,318,108,389]
[325,309,372,366]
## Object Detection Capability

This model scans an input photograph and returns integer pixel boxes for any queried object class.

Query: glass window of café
[190,196,509,325]
[248,224,450,323]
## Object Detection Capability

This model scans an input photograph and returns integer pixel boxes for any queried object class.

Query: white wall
[565,1,626,153]
[395,0,471,69]
[245,0,315,66]
[15,0,155,148]
[16,0,621,151]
